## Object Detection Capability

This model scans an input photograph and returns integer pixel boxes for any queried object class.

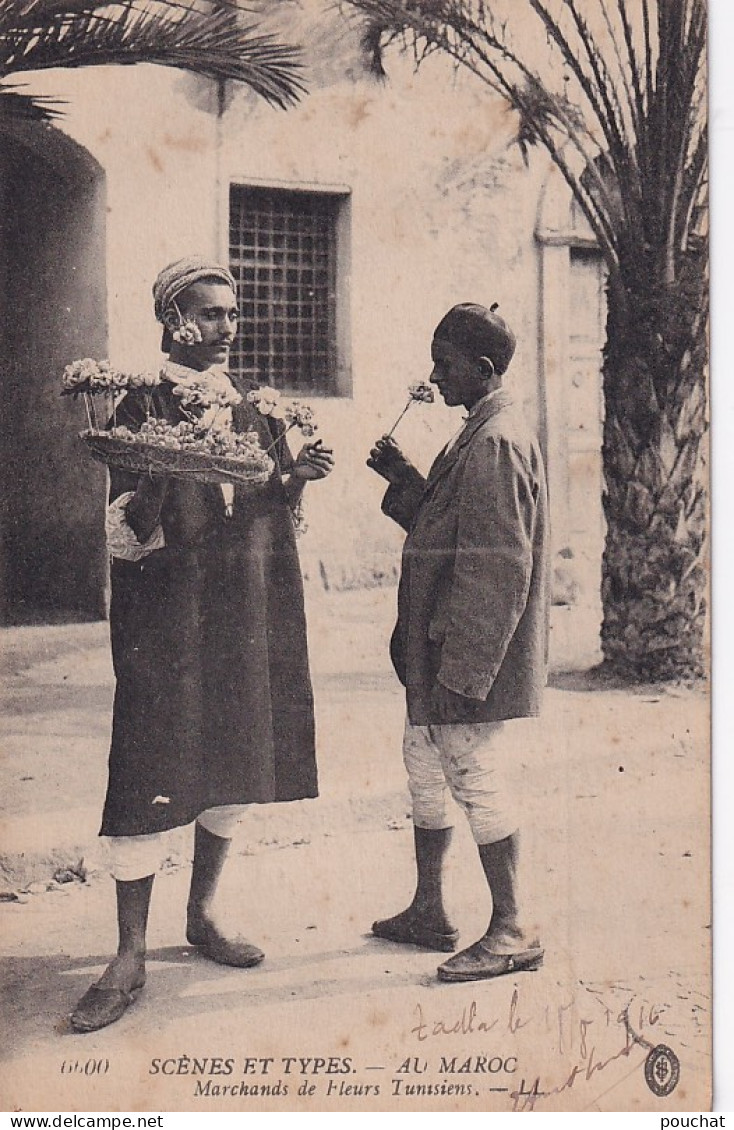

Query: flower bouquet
[61,358,159,429]
[83,419,275,485]
[63,359,274,486]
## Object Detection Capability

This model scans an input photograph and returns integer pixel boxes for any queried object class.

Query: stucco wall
[21,45,554,593]
[217,60,550,585]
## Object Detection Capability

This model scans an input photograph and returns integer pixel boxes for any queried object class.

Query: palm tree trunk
[599,247,708,680]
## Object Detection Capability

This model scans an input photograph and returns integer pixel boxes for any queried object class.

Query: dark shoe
[70,981,144,1033]
[186,924,264,968]
[437,937,543,982]
[372,909,459,952]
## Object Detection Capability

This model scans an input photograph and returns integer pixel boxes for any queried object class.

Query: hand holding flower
[367,435,418,485]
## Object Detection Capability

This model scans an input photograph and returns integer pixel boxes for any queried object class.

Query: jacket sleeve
[437,434,537,700]
[381,466,427,533]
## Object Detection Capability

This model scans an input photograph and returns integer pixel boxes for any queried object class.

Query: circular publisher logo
[644,1045,680,1098]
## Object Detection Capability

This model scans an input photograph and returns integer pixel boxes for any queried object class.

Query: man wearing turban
[71,257,334,1032]
[367,303,549,981]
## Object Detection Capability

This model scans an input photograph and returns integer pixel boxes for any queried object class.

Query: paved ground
[0,588,712,1112]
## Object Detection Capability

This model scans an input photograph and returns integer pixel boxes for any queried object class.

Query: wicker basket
[81,431,273,486]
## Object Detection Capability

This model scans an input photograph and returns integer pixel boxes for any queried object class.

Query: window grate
[229,185,342,394]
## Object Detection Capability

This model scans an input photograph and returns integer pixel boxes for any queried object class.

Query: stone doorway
[0,124,108,623]
[537,178,607,664]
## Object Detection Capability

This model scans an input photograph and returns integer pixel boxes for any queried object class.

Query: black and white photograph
[0,0,714,1114]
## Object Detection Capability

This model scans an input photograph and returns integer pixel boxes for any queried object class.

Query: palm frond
[346,0,707,289]
[532,0,642,240]
[596,0,643,145]
[641,0,653,110]
[614,0,645,134]
[531,0,625,160]
[639,0,706,273]
[0,0,111,26]
[0,3,305,109]
[0,84,63,121]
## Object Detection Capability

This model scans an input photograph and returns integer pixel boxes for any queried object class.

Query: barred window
[229,184,351,396]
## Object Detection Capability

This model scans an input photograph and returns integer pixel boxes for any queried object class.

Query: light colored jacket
[384,389,550,725]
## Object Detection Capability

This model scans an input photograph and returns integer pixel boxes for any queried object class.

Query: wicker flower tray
[81,431,273,486]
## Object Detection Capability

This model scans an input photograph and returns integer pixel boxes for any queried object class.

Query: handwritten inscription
[411,990,529,1042]
[509,1001,664,1111]
[408,988,669,1110]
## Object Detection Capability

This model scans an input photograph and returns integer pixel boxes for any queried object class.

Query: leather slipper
[372,912,459,952]
[187,925,265,968]
[70,982,144,1033]
[437,939,544,982]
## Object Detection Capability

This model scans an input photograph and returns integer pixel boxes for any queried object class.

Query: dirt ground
[0,588,712,1112]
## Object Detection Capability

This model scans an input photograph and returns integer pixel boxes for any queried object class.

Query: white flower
[172,379,241,411]
[62,357,131,394]
[247,386,282,416]
[408,381,435,404]
[129,371,161,389]
[111,417,274,478]
[283,400,318,436]
[172,318,203,345]
[214,387,243,408]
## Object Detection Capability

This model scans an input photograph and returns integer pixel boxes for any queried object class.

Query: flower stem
[386,400,411,438]
[263,421,295,456]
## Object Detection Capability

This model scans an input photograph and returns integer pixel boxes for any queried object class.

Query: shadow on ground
[1,935,455,1062]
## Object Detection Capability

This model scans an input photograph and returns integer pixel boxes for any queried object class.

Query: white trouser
[104,805,246,881]
[402,717,522,845]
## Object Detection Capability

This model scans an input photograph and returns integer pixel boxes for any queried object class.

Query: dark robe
[100,374,317,837]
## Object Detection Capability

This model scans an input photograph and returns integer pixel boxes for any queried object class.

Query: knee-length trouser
[103,805,246,882]
[402,717,522,845]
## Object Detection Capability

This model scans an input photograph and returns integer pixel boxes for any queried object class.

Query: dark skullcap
[433,302,517,375]
[152,256,236,323]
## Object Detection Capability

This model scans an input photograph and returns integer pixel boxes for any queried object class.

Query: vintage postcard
[0,0,713,1114]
